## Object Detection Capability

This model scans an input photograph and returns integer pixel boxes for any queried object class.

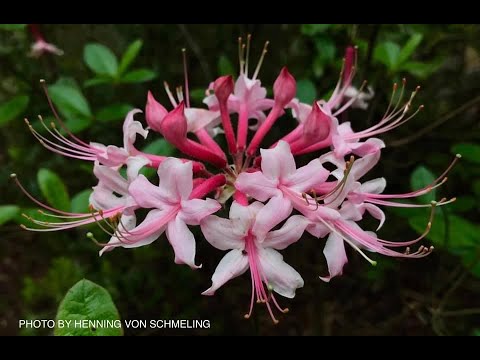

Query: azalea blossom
[201,201,309,323]
[15,38,459,324]
[28,24,64,58]
[125,158,224,268]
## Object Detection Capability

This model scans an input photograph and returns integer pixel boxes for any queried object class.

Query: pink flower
[124,158,223,268]
[201,201,308,323]
[30,39,64,58]
[236,141,339,239]
[28,24,63,58]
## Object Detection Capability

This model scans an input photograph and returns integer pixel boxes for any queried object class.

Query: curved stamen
[40,79,90,147]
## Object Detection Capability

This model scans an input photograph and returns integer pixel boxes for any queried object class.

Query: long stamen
[332,80,368,116]
[245,34,251,76]
[40,79,89,147]
[11,174,76,216]
[24,119,96,160]
[253,41,269,80]
[318,217,378,266]
[176,86,184,103]
[163,81,178,107]
[238,37,243,75]
[321,156,355,204]
[182,48,190,108]
[37,116,96,155]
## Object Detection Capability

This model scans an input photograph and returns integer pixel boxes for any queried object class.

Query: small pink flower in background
[201,201,309,323]
[28,24,63,58]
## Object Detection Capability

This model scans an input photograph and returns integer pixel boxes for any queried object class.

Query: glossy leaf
[55,279,123,336]
[84,43,118,77]
[118,39,143,75]
[37,168,71,211]
[0,95,29,127]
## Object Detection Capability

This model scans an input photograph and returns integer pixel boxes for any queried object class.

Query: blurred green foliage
[0,24,479,336]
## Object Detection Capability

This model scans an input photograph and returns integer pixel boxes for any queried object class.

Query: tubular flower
[201,201,309,323]
[15,38,459,324]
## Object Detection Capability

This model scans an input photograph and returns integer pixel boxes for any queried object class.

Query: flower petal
[263,215,310,250]
[185,108,220,133]
[306,222,331,238]
[122,109,148,153]
[129,174,171,208]
[202,249,249,296]
[350,149,381,180]
[260,141,296,181]
[90,184,127,210]
[157,158,193,201]
[350,138,385,157]
[363,203,386,231]
[93,162,128,195]
[200,215,244,250]
[97,145,130,167]
[179,198,221,225]
[229,200,264,230]
[126,208,171,240]
[252,195,293,242]
[166,217,200,269]
[285,158,330,193]
[359,178,386,195]
[235,171,279,202]
[258,248,304,298]
[126,156,151,182]
[319,232,348,282]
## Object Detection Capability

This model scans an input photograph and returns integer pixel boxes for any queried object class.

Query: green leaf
[398,33,423,65]
[410,166,436,203]
[451,143,480,164]
[48,84,92,118]
[374,41,401,70]
[120,69,157,83]
[301,24,331,36]
[189,88,207,102]
[118,39,143,75]
[401,61,442,79]
[218,55,235,76]
[296,79,317,104]
[84,77,112,88]
[449,196,475,213]
[96,104,133,123]
[0,205,20,226]
[0,24,26,31]
[142,138,175,156]
[37,168,70,211]
[408,213,480,249]
[0,95,29,127]
[63,117,93,133]
[473,180,480,197]
[55,279,123,336]
[71,189,93,214]
[83,43,118,77]
[314,36,336,63]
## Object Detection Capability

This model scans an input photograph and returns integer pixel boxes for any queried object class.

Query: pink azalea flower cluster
[14,40,459,324]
